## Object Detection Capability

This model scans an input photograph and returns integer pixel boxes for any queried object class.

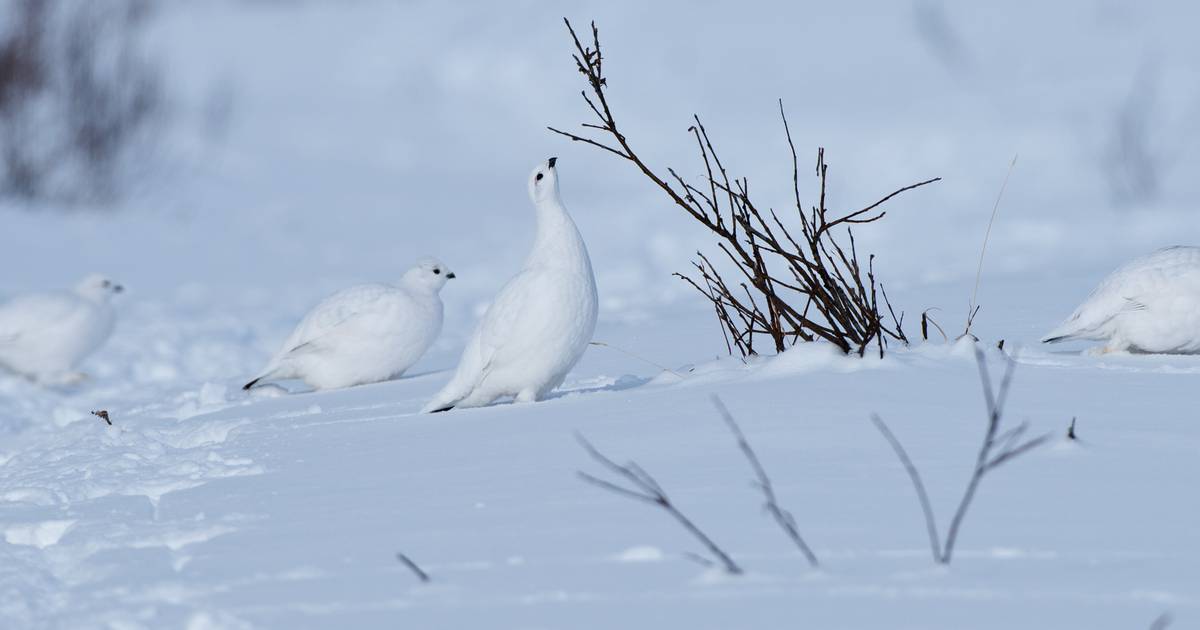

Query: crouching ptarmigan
[422,158,598,412]
[244,257,454,391]
[1042,246,1200,354]
[0,273,123,383]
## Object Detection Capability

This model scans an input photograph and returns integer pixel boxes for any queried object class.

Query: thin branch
[711,395,819,567]
[576,433,743,574]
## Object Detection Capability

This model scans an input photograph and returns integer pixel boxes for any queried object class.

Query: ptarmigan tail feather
[243,363,286,390]
[1041,320,1087,344]
[420,383,470,413]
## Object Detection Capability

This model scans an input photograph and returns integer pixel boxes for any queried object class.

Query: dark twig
[576,433,743,575]
[91,410,112,426]
[711,395,819,567]
[869,346,1051,564]
[1148,612,1173,630]
[395,552,430,583]
[1067,417,1077,440]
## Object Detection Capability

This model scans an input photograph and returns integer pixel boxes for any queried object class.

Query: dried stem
[963,155,1018,337]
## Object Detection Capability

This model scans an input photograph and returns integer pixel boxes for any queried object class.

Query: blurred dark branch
[712,395,819,567]
[577,432,743,575]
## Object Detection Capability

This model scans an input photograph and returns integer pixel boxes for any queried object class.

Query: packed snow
[1,2,1198,629]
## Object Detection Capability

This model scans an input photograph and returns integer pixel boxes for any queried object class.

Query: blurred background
[0,0,1195,292]
[1,0,1198,336]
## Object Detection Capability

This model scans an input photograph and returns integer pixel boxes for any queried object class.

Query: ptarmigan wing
[1044,246,1200,342]
[274,284,395,359]
[0,292,83,343]
[422,271,539,411]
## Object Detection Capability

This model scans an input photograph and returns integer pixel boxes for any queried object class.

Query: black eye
[535,173,544,181]
[101,280,111,287]
[433,269,440,275]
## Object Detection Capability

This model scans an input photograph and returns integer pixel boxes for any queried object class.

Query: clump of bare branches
[550,19,939,358]
[711,395,819,568]
[0,0,161,202]
[576,433,742,575]
[869,346,1050,564]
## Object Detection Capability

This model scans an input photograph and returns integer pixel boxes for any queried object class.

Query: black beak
[547,156,557,168]
[113,284,124,293]
[446,272,456,279]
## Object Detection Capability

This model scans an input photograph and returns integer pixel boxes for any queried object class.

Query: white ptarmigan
[244,257,454,391]
[422,157,598,412]
[1042,246,1200,354]
[0,274,123,382]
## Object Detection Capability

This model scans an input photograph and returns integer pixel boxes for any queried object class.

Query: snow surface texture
[1,1,1199,628]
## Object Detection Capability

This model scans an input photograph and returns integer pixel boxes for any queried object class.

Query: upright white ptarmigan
[244,257,454,391]
[422,157,598,412]
[0,274,122,383]
[1043,246,1200,354]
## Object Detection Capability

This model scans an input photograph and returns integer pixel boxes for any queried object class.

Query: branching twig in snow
[576,433,743,575]
[395,552,430,583]
[711,395,819,567]
[91,410,112,426]
[870,346,1051,564]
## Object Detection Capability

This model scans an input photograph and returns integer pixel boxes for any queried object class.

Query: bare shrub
[550,19,939,357]
[0,0,161,203]
[869,346,1050,564]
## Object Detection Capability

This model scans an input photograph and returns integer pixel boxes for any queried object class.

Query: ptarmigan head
[528,157,561,205]
[403,257,455,293]
[75,273,124,303]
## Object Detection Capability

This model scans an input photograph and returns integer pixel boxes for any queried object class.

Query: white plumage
[245,257,454,391]
[422,157,598,412]
[1043,246,1200,354]
[0,274,122,382]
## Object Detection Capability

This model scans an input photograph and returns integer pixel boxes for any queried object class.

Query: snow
[2,1,1199,628]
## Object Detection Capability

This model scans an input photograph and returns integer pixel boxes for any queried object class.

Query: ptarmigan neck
[527,199,590,271]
